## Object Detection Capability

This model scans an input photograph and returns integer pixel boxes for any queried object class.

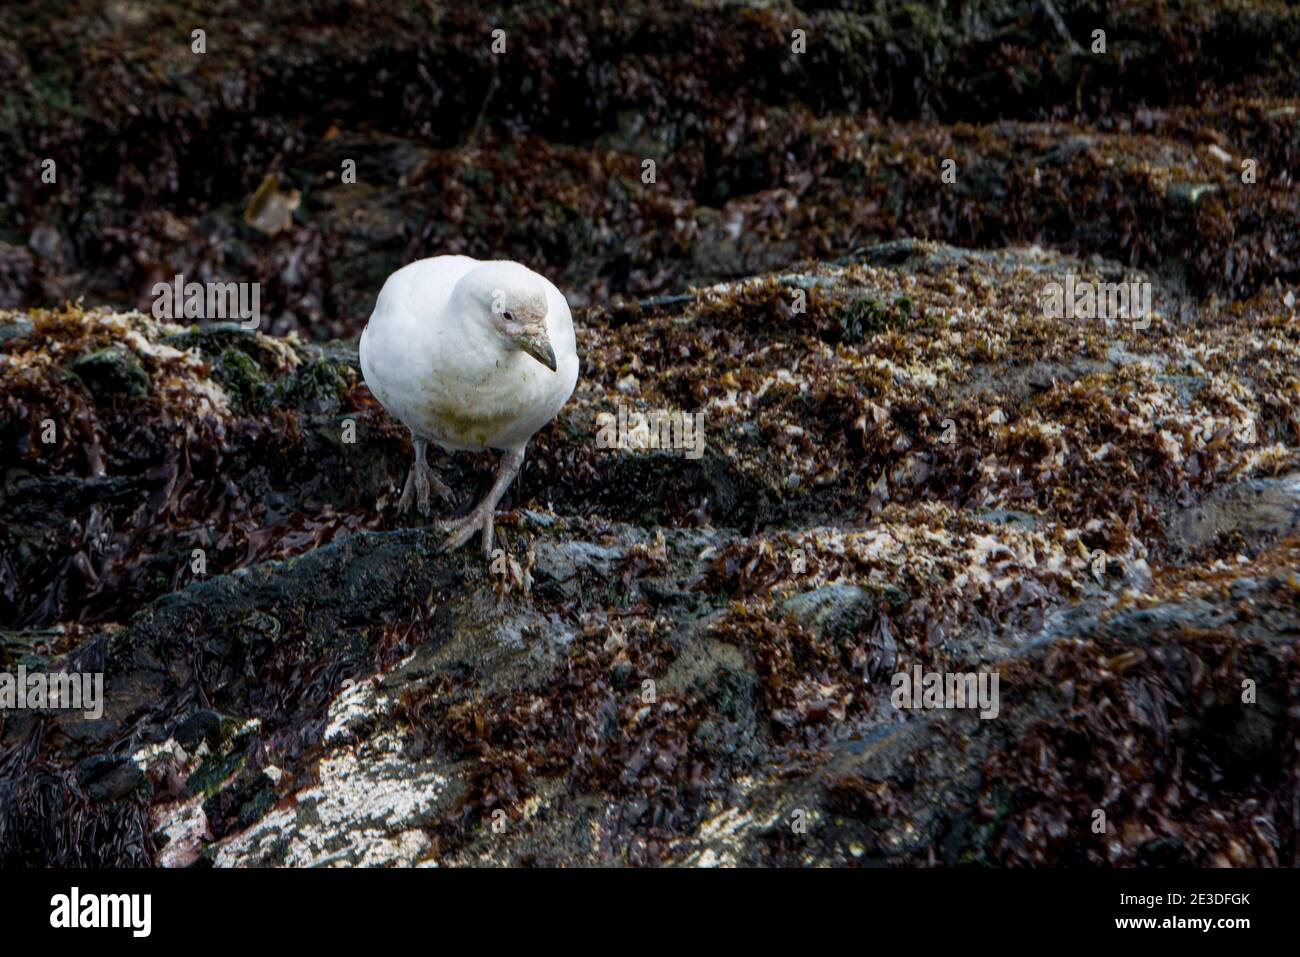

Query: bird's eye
[502,310,515,323]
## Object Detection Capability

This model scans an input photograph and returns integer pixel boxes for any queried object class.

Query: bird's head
[456,262,556,372]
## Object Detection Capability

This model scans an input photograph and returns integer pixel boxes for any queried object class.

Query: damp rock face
[3,0,1300,868]
[3,235,1299,867]
[3,2,1300,334]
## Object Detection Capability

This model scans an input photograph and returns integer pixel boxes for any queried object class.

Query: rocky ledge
[2,240,1298,866]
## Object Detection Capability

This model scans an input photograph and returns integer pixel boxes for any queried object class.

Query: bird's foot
[438,506,496,558]
[397,461,454,516]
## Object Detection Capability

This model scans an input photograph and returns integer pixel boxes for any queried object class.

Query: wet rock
[1165,474,1300,560]
[274,356,350,415]
[172,709,234,752]
[210,348,267,411]
[784,585,881,639]
[203,765,279,841]
[0,316,33,344]
[3,230,1300,867]
[69,346,150,401]
[75,754,144,803]
[5,3,1300,331]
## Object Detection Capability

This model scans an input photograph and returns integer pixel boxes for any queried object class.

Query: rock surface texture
[4,237,1299,866]
[1,1,1299,866]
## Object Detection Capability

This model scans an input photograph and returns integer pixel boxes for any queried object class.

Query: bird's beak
[516,330,557,372]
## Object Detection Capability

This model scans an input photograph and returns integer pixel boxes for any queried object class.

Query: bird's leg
[439,446,525,558]
[397,434,454,516]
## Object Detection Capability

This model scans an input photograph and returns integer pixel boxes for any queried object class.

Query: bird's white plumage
[359,256,579,452]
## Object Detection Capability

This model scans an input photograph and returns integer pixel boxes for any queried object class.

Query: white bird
[359,255,579,556]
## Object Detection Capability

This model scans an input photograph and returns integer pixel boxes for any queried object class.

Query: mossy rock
[201,764,278,839]
[162,323,289,371]
[172,708,245,753]
[211,347,267,412]
[836,294,914,342]
[275,357,349,415]
[69,346,150,400]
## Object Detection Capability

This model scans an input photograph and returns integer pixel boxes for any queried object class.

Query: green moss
[162,324,283,367]
[837,293,914,341]
[235,782,278,829]
[212,347,267,411]
[275,358,348,414]
[185,717,261,798]
[0,627,60,670]
[69,347,151,400]
[186,750,246,799]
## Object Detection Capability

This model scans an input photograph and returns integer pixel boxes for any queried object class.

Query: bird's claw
[428,471,455,504]
[438,508,495,558]
[398,462,454,517]
[397,469,424,515]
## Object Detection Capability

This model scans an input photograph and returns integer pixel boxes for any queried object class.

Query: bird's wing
[541,276,578,358]
[375,255,482,332]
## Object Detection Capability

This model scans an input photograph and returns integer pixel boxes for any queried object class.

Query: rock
[5,4,1300,332]
[75,754,144,803]
[171,709,230,752]
[210,348,267,412]
[4,234,1300,867]
[274,356,350,416]
[1165,474,1300,560]
[0,316,33,344]
[784,584,880,637]
[69,346,150,401]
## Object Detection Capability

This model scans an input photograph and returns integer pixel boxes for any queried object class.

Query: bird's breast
[404,355,573,451]
[362,293,577,452]
[417,393,522,449]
